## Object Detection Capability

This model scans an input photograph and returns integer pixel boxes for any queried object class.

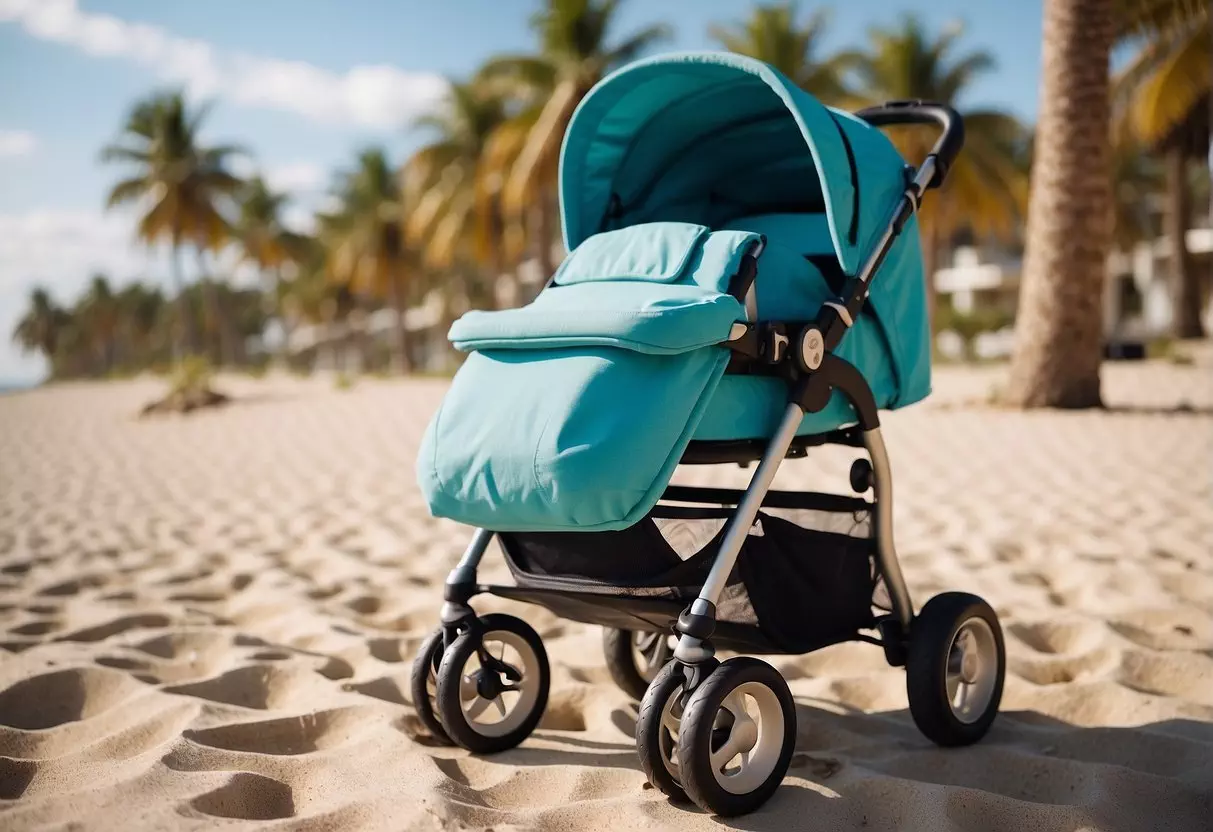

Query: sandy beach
[1,359,1211,831]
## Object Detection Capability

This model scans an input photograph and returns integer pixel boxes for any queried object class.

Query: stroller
[410,52,1006,817]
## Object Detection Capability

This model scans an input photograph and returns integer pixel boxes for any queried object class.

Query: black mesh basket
[493,489,881,655]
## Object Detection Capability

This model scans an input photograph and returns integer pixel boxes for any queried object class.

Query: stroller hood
[558,52,929,403]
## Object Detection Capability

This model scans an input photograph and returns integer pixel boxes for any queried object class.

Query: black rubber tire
[435,613,549,754]
[678,657,797,817]
[409,628,453,745]
[635,660,691,802]
[603,628,669,701]
[906,592,1006,747]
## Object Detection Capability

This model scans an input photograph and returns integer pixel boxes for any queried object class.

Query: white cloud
[266,162,327,194]
[0,0,447,129]
[0,129,36,157]
[0,208,152,383]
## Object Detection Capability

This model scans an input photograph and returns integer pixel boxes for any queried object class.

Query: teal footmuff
[418,222,758,532]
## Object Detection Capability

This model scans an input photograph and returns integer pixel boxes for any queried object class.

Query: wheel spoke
[661,711,680,736]
[460,674,478,702]
[954,681,969,712]
[711,731,747,770]
[493,696,508,718]
[467,696,494,719]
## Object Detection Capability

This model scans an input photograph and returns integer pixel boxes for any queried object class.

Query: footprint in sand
[1008,619,1106,655]
[1,560,34,576]
[344,595,383,616]
[164,663,319,710]
[538,689,588,732]
[184,706,380,755]
[9,619,61,637]
[60,613,172,643]
[190,772,295,821]
[367,637,405,663]
[0,667,148,731]
[345,675,409,706]
[37,574,108,597]
[0,757,37,799]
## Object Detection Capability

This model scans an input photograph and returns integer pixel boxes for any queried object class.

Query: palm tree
[237,176,302,359]
[101,90,244,360]
[482,0,671,280]
[848,15,1029,316]
[115,282,166,370]
[1004,0,1116,408]
[11,288,69,368]
[1110,133,1165,252]
[321,148,412,371]
[78,274,120,373]
[708,3,851,102]
[405,81,510,283]
[1114,1,1210,337]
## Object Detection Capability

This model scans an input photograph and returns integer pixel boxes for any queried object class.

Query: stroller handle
[855,100,965,190]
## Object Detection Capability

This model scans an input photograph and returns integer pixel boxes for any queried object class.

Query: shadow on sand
[478,699,1212,832]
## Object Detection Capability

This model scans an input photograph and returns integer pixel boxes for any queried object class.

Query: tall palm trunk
[272,265,294,366]
[1005,0,1114,409]
[1166,147,1203,338]
[196,249,234,366]
[170,236,196,359]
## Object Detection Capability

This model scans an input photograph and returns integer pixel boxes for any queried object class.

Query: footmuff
[417,222,760,532]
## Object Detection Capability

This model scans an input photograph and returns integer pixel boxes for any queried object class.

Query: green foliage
[168,355,215,397]
[334,371,355,390]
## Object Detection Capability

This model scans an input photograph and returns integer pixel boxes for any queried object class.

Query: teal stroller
[410,52,1006,816]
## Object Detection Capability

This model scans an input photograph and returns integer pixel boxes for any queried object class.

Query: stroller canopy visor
[559,51,910,277]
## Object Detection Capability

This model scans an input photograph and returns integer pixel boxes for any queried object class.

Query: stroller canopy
[558,52,914,276]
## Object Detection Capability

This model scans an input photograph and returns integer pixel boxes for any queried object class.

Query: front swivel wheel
[677,657,797,817]
[435,613,550,754]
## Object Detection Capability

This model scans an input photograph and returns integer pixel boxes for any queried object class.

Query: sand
[0,359,1210,831]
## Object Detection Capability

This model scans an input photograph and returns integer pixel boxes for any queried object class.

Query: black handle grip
[854,100,964,189]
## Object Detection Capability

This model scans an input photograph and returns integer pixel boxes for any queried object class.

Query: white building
[935,218,1213,358]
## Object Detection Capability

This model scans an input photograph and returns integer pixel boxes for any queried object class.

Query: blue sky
[0,0,1044,382]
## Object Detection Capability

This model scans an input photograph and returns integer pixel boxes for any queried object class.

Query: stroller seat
[689,212,904,448]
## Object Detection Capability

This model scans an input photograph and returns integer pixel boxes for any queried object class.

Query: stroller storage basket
[494,487,878,654]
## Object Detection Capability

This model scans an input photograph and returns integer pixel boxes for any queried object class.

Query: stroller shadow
[477,699,1211,832]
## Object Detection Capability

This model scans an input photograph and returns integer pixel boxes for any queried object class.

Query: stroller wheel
[677,657,796,817]
[906,592,1005,747]
[603,628,674,700]
[408,628,453,745]
[435,613,549,753]
[635,659,696,802]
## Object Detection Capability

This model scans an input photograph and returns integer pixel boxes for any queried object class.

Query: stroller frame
[438,100,964,669]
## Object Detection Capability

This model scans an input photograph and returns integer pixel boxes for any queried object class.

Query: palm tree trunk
[272,266,294,366]
[196,250,233,366]
[170,239,196,359]
[387,267,413,374]
[1004,0,1113,409]
[1165,146,1203,338]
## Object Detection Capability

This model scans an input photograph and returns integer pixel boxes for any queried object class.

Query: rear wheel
[435,613,550,754]
[603,628,673,701]
[906,592,1005,747]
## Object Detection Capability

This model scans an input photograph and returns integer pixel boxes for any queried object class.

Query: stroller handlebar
[854,100,965,190]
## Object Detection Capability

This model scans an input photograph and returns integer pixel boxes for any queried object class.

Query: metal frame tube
[864,428,913,628]
[674,403,805,663]
[441,528,494,625]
